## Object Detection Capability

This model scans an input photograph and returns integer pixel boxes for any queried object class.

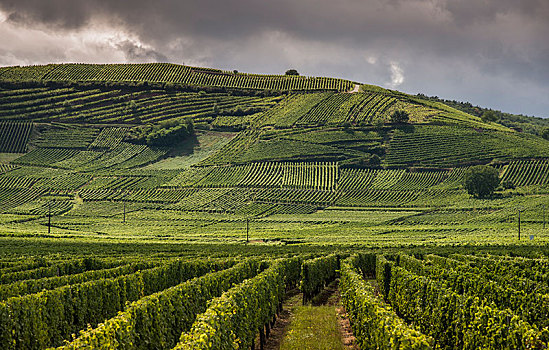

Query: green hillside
[0,62,548,247]
[3,63,549,350]
[0,63,354,91]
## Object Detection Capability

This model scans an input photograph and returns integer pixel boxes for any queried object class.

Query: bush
[285,69,299,76]
[340,259,433,349]
[463,165,500,198]
[390,110,409,124]
[541,128,549,141]
[221,105,263,116]
[502,180,516,190]
[125,100,138,115]
[127,119,194,146]
[481,110,498,122]
[212,103,220,115]
[369,154,381,166]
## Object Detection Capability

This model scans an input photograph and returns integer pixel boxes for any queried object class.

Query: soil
[334,290,360,350]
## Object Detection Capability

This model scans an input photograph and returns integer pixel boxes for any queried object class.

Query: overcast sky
[0,0,548,117]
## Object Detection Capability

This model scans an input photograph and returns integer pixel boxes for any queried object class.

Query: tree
[285,69,299,76]
[390,110,409,124]
[501,180,515,190]
[212,103,220,116]
[541,127,549,141]
[368,154,381,166]
[127,118,194,146]
[463,165,500,198]
[125,100,138,115]
[62,99,72,111]
[481,110,498,122]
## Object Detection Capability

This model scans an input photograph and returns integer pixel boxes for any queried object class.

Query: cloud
[389,62,404,88]
[115,40,168,63]
[0,0,548,117]
[366,56,378,65]
[0,12,166,66]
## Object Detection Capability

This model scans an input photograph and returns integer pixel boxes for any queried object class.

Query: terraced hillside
[2,63,549,350]
[0,63,548,247]
[0,63,354,91]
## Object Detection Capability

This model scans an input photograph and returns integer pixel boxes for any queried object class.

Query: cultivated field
[1,63,549,349]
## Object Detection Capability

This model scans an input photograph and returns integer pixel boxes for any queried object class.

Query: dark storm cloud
[0,0,548,116]
[115,40,168,63]
[442,0,549,24]
[1,0,96,30]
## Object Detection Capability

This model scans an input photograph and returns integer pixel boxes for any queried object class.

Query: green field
[1,63,549,349]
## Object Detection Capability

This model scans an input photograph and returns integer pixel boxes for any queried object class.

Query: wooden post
[518,209,521,240]
[259,326,265,350]
[48,202,51,235]
[246,218,249,243]
[302,264,308,305]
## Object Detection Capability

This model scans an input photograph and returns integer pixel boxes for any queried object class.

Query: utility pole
[245,190,257,244]
[48,202,51,235]
[518,209,522,240]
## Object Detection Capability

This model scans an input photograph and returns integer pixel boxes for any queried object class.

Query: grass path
[279,304,345,350]
[258,280,358,350]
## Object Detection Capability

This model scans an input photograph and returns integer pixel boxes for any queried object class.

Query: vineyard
[0,63,355,91]
[500,159,549,187]
[0,121,32,153]
[1,63,549,348]
[341,252,549,349]
[0,250,547,349]
[0,120,548,234]
[385,125,549,168]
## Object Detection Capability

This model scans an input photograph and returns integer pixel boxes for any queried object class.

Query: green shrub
[390,110,410,124]
[300,254,339,303]
[285,69,299,76]
[482,110,499,122]
[175,257,301,350]
[127,119,194,147]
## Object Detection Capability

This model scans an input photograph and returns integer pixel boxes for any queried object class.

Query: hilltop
[417,93,549,136]
[0,62,548,246]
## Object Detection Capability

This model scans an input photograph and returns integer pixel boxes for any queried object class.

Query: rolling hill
[0,62,548,246]
[2,62,549,350]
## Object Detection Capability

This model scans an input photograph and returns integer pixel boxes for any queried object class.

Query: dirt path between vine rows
[256,280,359,350]
[321,280,360,350]
[258,290,301,350]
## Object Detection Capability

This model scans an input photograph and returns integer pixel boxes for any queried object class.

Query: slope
[0,63,548,246]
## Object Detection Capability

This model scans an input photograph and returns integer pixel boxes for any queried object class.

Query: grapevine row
[340,256,433,349]
[1,63,355,91]
[57,259,262,350]
[175,257,301,349]
[0,258,235,349]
